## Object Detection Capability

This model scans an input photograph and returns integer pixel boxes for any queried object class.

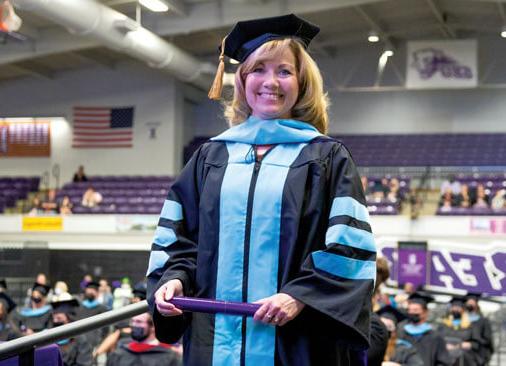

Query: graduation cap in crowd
[51,298,80,316]
[377,305,408,326]
[0,292,17,314]
[408,292,435,307]
[465,292,482,302]
[84,281,100,291]
[208,14,320,100]
[32,282,51,297]
[449,295,467,308]
[0,279,7,290]
[132,282,147,300]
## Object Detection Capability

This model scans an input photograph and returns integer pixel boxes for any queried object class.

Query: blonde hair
[224,38,329,134]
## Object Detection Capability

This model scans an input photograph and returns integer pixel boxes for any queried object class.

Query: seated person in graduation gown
[397,293,452,366]
[12,283,52,335]
[437,296,483,366]
[77,281,109,348]
[0,292,21,341]
[378,305,423,366]
[94,282,149,359]
[465,293,493,365]
[368,257,393,366]
[106,312,182,366]
[51,298,93,366]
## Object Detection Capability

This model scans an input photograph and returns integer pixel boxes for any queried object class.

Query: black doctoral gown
[146,118,376,366]
[76,300,109,348]
[0,318,21,341]
[437,320,483,366]
[389,338,424,366]
[106,342,182,366]
[58,335,93,366]
[12,305,51,333]
[469,313,493,365]
[398,322,452,366]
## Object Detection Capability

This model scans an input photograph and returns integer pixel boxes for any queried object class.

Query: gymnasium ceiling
[1,0,506,85]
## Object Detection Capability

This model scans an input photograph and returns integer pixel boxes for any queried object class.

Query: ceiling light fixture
[368,31,379,43]
[139,0,169,12]
[384,49,394,57]
[501,26,506,38]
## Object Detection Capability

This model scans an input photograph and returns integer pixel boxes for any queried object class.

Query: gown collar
[82,299,100,309]
[19,305,51,317]
[211,116,322,145]
[468,312,480,322]
[404,322,432,336]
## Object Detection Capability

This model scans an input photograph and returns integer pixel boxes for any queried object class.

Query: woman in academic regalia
[13,282,52,334]
[50,298,93,366]
[147,13,376,366]
[0,292,21,341]
[437,297,483,366]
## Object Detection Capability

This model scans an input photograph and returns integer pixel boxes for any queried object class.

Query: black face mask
[31,297,42,304]
[85,294,96,301]
[408,314,421,324]
[52,321,65,328]
[465,305,475,312]
[452,311,462,319]
[131,326,149,342]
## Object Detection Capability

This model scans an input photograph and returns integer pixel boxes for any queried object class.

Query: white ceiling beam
[10,62,54,79]
[1,0,390,67]
[424,0,456,38]
[354,5,395,49]
[70,50,118,69]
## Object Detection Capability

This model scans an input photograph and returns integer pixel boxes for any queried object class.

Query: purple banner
[398,248,427,287]
[380,246,506,296]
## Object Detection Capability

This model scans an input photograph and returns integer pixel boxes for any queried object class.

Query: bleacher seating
[57,176,173,214]
[0,176,40,213]
[185,134,506,167]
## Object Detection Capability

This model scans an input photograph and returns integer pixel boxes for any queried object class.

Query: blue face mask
[57,338,70,346]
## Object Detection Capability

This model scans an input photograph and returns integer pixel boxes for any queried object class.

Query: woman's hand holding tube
[253,293,305,326]
[154,279,184,316]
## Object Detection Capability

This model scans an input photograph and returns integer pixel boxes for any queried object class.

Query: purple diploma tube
[170,297,261,317]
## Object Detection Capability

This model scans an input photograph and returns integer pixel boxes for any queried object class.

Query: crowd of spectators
[0,273,182,366]
[438,176,505,213]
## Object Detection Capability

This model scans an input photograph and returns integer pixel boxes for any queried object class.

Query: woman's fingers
[154,280,184,316]
[253,293,304,326]
[253,300,271,322]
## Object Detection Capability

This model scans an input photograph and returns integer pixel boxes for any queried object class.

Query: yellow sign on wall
[22,217,63,231]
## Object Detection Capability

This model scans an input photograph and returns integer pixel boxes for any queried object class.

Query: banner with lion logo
[406,40,477,89]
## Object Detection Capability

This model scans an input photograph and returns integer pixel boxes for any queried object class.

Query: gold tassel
[208,36,227,100]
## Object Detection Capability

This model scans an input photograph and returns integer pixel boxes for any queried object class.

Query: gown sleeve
[280,142,376,348]
[146,145,206,343]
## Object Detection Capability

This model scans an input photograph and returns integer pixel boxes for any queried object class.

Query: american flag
[72,106,134,148]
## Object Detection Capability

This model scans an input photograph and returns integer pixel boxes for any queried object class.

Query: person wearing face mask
[12,282,52,335]
[50,298,93,366]
[148,14,376,366]
[377,305,423,366]
[105,312,182,366]
[93,282,150,360]
[397,292,452,366]
[76,281,109,349]
[437,297,483,366]
[465,293,493,366]
[0,292,21,341]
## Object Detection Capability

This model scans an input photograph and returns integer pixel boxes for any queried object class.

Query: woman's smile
[245,47,299,120]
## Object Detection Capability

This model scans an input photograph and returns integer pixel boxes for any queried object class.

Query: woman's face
[244,47,299,120]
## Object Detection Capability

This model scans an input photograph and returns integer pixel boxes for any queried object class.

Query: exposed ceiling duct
[11,0,215,90]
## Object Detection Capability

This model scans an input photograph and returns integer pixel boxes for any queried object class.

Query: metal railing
[0,300,148,364]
